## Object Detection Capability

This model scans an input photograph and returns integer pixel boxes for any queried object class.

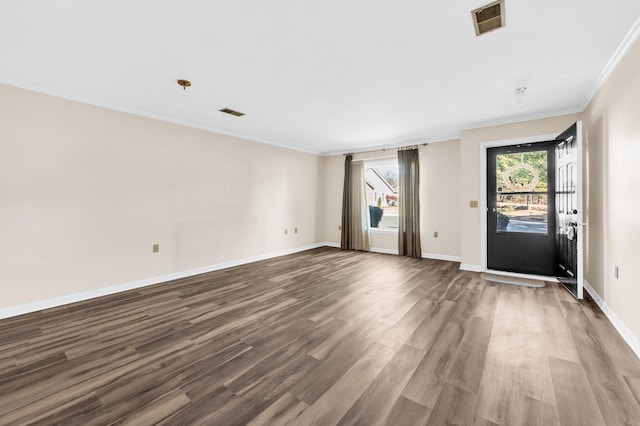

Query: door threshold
[484,269,559,283]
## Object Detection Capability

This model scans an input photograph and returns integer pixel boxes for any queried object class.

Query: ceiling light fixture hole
[177,79,191,90]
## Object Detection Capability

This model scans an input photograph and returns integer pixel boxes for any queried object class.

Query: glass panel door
[487,142,556,276]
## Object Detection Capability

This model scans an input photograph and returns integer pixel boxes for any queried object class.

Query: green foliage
[496,150,547,192]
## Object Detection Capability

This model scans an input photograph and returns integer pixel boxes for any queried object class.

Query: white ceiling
[1,1,640,155]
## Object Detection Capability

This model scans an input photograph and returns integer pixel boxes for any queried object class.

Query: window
[495,150,549,234]
[364,159,399,230]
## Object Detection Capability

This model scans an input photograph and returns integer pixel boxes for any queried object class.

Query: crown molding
[0,78,323,157]
[458,107,583,134]
[580,15,640,110]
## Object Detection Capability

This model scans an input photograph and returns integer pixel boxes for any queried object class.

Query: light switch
[469,200,479,208]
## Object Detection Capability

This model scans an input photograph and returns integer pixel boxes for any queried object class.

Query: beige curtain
[398,148,422,258]
[341,156,370,251]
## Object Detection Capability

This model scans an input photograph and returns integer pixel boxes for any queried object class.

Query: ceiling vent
[219,108,246,117]
[472,0,505,36]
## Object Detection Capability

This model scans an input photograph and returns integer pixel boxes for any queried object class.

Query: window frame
[363,158,399,232]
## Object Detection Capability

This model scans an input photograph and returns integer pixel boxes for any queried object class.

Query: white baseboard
[0,243,329,321]
[583,280,640,359]
[370,247,399,255]
[323,242,461,262]
[459,264,483,272]
[422,253,461,262]
[582,280,603,306]
[321,241,340,248]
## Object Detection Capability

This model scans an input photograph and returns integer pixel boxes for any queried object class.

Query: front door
[487,141,556,276]
[555,123,583,298]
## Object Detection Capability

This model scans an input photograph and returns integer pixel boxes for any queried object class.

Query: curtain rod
[343,143,428,156]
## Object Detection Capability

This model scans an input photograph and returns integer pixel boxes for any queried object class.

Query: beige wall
[459,113,582,268]
[317,155,344,244]
[0,83,320,309]
[583,113,606,297]
[318,140,461,258]
[421,140,461,257]
[583,37,640,342]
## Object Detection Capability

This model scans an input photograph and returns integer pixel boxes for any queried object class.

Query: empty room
[2,1,640,424]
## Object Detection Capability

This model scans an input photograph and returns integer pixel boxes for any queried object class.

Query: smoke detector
[514,87,527,106]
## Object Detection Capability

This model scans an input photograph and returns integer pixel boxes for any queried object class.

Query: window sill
[370,228,398,234]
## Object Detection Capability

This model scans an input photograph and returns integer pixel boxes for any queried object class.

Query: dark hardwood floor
[1,247,640,425]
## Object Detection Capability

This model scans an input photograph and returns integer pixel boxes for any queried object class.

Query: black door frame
[481,135,561,280]
[480,124,584,299]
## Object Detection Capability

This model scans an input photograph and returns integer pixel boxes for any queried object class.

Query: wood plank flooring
[1,247,640,425]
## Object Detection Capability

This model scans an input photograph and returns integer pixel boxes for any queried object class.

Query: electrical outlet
[469,200,479,208]
[615,266,619,279]
[433,231,438,238]
[338,225,341,231]
[153,243,159,253]
[284,229,288,235]
[294,227,298,234]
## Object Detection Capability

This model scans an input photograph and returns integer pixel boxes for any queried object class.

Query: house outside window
[364,159,398,230]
